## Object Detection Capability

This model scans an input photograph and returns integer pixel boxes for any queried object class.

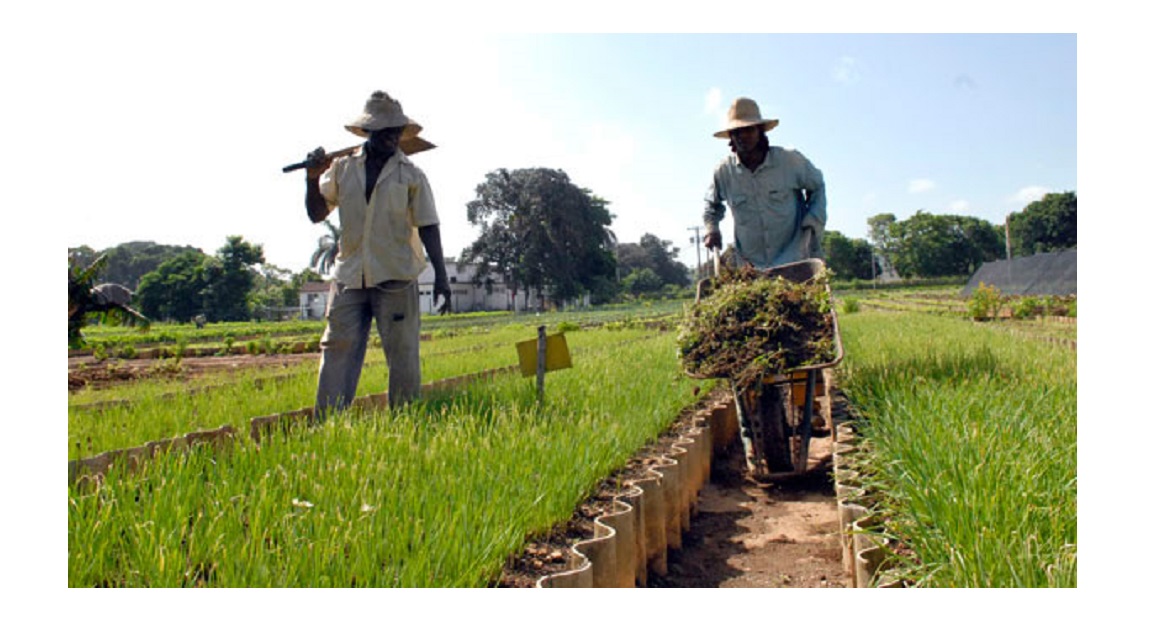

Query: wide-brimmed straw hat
[713,97,779,138]
[346,90,435,154]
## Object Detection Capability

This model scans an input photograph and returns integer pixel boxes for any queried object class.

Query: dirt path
[649,433,848,588]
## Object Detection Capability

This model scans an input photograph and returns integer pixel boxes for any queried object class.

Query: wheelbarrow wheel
[735,381,794,475]
[758,384,793,473]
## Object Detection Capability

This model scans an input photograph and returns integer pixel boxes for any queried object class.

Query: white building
[298,260,576,317]
[416,259,545,314]
[299,280,330,319]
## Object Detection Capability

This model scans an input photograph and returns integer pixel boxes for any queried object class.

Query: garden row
[831,310,1077,587]
[68,330,723,586]
[69,324,663,459]
[68,301,687,356]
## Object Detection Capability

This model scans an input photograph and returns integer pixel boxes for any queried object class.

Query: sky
[31,13,1080,276]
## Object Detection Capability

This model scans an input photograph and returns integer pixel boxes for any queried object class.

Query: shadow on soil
[648,437,838,588]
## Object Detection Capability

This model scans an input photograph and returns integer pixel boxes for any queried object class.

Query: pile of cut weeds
[678,264,836,388]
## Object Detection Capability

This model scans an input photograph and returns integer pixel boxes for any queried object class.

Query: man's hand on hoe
[703,231,722,250]
[305,147,334,179]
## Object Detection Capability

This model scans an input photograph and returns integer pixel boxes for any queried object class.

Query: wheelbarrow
[691,251,844,479]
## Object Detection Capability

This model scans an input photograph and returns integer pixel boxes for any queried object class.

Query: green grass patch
[837,310,1076,587]
[68,333,714,587]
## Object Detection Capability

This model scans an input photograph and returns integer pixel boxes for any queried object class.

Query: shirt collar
[730,146,776,173]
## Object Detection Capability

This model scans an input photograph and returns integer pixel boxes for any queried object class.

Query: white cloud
[908,178,936,194]
[1010,185,1050,206]
[704,87,731,130]
[704,87,723,115]
[833,56,862,85]
[948,199,971,213]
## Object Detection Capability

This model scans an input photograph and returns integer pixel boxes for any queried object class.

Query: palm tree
[69,254,150,348]
[310,220,341,276]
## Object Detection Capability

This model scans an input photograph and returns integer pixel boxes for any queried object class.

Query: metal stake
[536,325,546,404]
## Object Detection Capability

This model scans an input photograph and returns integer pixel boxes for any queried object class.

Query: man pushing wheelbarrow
[682,97,841,479]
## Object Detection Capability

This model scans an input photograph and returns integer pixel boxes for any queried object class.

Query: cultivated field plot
[68,325,713,587]
[68,302,685,458]
[835,309,1076,587]
[839,286,1076,346]
[68,295,1077,588]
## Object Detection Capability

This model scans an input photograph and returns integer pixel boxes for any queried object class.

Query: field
[67,288,1077,588]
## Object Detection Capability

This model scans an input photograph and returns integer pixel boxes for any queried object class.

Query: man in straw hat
[702,97,826,267]
[702,97,828,476]
[303,90,450,415]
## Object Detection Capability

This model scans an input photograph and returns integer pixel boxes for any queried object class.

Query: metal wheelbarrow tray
[685,258,844,479]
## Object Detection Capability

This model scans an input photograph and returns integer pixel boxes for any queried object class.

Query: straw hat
[346,90,425,140]
[713,97,779,138]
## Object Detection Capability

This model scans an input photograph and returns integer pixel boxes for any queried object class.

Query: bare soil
[649,435,847,588]
[499,388,854,588]
[68,352,319,392]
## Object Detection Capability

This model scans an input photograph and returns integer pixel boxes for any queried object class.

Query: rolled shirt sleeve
[796,152,826,233]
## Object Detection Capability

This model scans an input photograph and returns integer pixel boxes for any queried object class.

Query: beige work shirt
[320,149,439,288]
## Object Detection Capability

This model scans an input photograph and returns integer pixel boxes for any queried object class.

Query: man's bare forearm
[305,176,329,223]
[418,224,448,276]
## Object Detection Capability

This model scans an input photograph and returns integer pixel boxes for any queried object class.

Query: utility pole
[688,226,703,281]
[1005,213,1013,261]
[1005,213,1013,293]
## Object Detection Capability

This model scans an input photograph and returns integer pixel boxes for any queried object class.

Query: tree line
[69,237,323,324]
[825,191,1076,281]
[69,172,1075,324]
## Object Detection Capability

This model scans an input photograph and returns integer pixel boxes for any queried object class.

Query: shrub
[967,282,1004,321]
[1011,296,1041,319]
[841,297,861,314]
[174,334,189,360]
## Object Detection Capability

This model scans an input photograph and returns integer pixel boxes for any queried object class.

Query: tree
[310,220,341,275]
[616,234,691,288]
[822,230,875,281]
[203,236,265,322]
[1009,191,1076,256]
[888,211,1001,278]
[136,251,211,322]
[250,263,296,319]
[67,241,204,289]
[135,236,265,322]
[462,168,617,309]
[621,267,664,297]
[867,213,899,278]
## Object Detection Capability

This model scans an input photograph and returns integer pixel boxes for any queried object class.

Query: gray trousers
[315,280,421,418]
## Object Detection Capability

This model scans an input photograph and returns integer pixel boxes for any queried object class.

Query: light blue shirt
[703,146,826,268]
